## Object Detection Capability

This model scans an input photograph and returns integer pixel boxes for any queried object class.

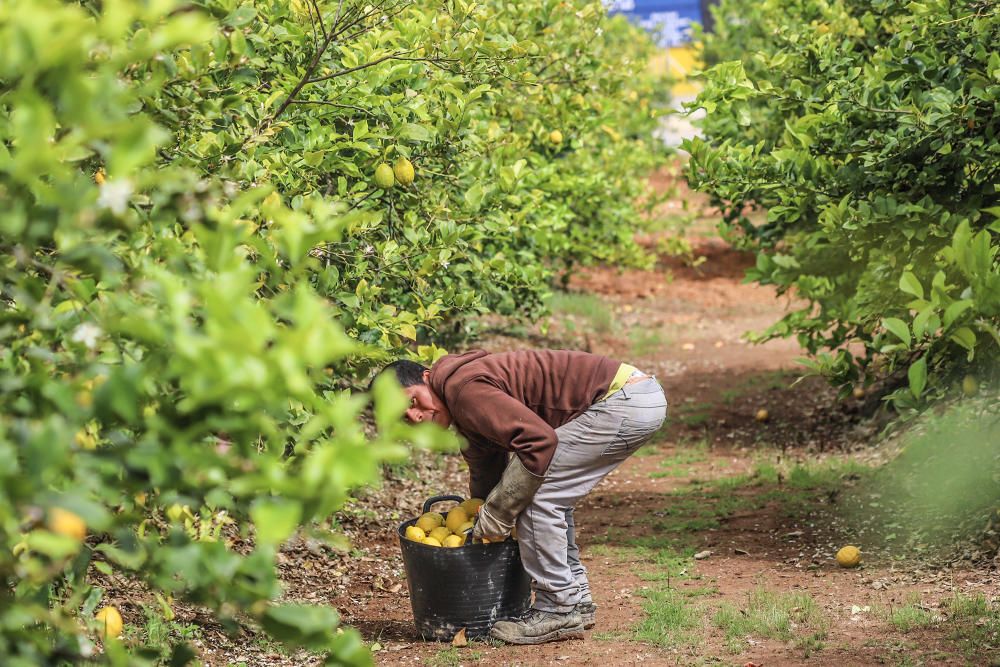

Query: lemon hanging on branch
[548,129,563,145]
[374,163,395,189]
[47,508,86,542]
[393,158,415,186]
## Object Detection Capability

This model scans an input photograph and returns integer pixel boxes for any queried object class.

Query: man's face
[403,370,452,427]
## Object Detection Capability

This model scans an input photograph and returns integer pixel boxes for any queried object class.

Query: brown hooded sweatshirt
[428,349,620,498]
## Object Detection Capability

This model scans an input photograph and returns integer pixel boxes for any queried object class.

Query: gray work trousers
[516,376,668,612]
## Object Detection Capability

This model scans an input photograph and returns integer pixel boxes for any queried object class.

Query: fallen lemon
[404,525,426,542]
[47,508,86,542]
[755,408,769,422]
[836,545,861,568]
[421,536,442,547]
[95,606,123,639]
[442,534,464,548]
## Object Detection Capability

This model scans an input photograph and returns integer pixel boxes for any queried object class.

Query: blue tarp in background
[604,0,708,47]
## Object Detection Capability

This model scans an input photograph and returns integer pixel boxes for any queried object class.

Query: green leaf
[397,123,433,142]
[464,182,484,212]
[251,499,302,546]
[882,318,911,348]
[223,6,257,27]
[907,357,927,399]
[898,271,923,299]
[371,372,408,430]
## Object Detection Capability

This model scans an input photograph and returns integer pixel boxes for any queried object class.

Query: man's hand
[472,506,513,541]
[471,456,543,541]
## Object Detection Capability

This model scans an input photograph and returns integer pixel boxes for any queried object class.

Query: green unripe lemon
[374,163,395,189]
[393,158,415,186]
[962,374,978,397]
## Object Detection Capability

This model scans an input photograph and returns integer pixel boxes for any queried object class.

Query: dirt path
[192,173,998,667]
[346,175,998,667]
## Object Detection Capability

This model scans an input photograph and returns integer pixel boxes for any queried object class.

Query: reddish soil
[151,168,998,667]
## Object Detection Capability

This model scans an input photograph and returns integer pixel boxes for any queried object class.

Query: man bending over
[377,349,667,645]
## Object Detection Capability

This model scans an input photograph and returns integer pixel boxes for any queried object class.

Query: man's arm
[451,380,555,539]
[450,379,559,477]
[461,440,507,500]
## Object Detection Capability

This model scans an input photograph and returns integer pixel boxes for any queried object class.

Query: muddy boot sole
[489,623,586,645]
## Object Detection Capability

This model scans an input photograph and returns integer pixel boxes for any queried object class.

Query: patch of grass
[713,587,828,656]
[628,327,668,357]
[650,441,710,479]
[548,291,614,335]
[634,587,701,648]
[121,604,204,659]
[944,593,1000,658]
[881,595,936,634]
[429,647,482,666]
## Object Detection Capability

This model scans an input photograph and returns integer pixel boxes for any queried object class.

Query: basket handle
[421,494,465,514]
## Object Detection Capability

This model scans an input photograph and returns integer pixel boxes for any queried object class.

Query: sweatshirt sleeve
[450,379,557,477]
[461,440,508,500]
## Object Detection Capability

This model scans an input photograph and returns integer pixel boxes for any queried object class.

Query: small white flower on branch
[71,323,102,349]
[97,178,133,215]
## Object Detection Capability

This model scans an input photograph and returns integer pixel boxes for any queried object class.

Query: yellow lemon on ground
[445,507,468,533]
[95,606,123,639]
[404,525,426,542]
[460,498,484,515]
[47,508,86,542]
[415,512,443,534]
[836,545,861,568]
[393,158,415,186]
[421,536,442,547]
[442,534,464,548]
[458,520,474,533]
[755,408,769,422]
[374,163,395,189]
[429,526,452,543]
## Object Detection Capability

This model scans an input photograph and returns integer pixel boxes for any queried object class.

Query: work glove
[473,456,543,541]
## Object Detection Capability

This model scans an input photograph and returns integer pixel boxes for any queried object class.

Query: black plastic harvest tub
[397,495,531,640]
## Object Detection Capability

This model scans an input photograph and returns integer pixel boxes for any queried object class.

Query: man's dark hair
[369,359,428,391]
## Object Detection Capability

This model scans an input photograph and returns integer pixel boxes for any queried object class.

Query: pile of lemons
[404,498,483,547]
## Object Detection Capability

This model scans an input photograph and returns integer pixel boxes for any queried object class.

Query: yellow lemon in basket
[421,536,442,547]
[429,526,452,543]
[458,520,474,533]
[836,545,861,568]
[461,498,484,515]
[443,534,464,548]
[404,525,426,542]
[445,507,468,533]
[416,512,443,534]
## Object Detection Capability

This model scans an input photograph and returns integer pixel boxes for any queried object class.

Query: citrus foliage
[687,0,1000,406]
[0,0,666,663]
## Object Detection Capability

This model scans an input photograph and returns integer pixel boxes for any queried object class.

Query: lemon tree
[687,0,999,408]
[0,0,667,664]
